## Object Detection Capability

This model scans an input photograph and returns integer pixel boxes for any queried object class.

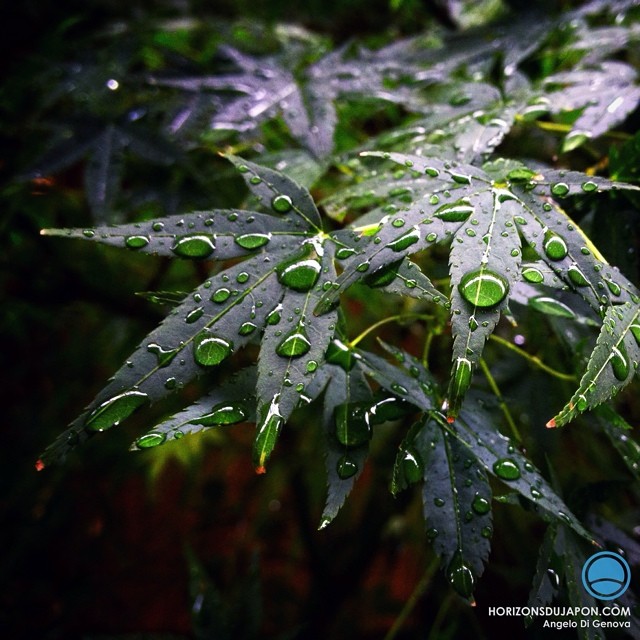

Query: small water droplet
[239,321,257,336]
[236,272,250,284]
[147,343,179,367]
[336,247,357,260]
[271,194,293,213]
[186,307,204,323]
[211,287,231,304]
[306,360,318,373]
[550,182,569,197]
[492,458,520,480]
[471,493,490,515]
[426,232,437,242]
[581,180,598,192]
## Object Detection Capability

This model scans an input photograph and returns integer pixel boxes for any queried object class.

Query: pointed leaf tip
[35,459,45,471]
[255,465,267,475]
[546,418,556,429]
[447,415,456,424]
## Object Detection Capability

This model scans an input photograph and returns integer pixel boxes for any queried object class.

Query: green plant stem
[478,358,522,443]
[383,555,440,640]
[350,313,431,347]
[488,335,576,381]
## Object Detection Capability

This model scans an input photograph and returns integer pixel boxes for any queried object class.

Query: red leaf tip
[546,418,557,429]
[446,415,455,424]
[255,465,267,475]
[35,459,45,472]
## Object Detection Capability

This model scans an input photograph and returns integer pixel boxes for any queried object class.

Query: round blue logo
[581,551,631,601]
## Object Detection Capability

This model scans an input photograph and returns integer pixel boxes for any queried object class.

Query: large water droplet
[271,194,293,213]
[125,235,150,249]
[529,296,575,318]
[276,326,311,358]
[211,287,231,304]
[458,269,509,307]
[193,333,233,366]
[172,235,215,259]
[447,550,476,599]
[400,447,423,484]
[492,458,520,480]
[85,390,149,432]
[611,342,630,381]
[543,231,568,261]
[522,266,544,283]
[550,182,569,197]
[239,322,257,336]
[387,227,420,252]
[567,265,589,287]
[192,402,248,426]
[235,233,271,250]
[135,432,166,448]
[434,201,474,222]
[278,257,321,292]
[335,401,371,447]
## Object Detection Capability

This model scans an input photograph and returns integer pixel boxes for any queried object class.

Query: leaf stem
[478,358,522,443]
[383,555,440,640]
[488,335,576,381]
[350,313,431,347]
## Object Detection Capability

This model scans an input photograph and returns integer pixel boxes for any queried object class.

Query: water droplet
[550,182,569,197]
[164,377,177,390]
[447,550,475,599]
[249,175,262,185]
[391,218,406,228]
[235,233,271,250]
[186,307,204,323]
[135,432,166,448]
[425,167,440,177]
[278,257,321,292]
[492,458,520,480]
[276,327,311,358]
[125,235,150,249]
[481,526,492,539]
[522,266,544,283]
[266,307,281,325]
[400,447,423,484]
[434,201,474,222]
[239,322,257,336]
[530,486,542,500]
[237,164,249,173]
[466,228,476,237]
[306,360,318,373]
[387,228,420,252]
[83,229,95,238]
[606,279,621,296]
[85,390,149,432]
[236,272,250,284]
[192,402,248,426]
[336,247,357,260]
[172,235,215,259]
[471,493,490,515]
[543,231,568,261]
[426,232,437,242]
[337,455,358,479]
[391,383,408,395]
[507,168,536,183]
[434,497,445,507]
[450,357,472,402]
[335,402,371,447]
[211,287,231,304]
[581,181,598,192]
[426,528,439,540]
[567,265,589,287]
[450,172,471,185]
[193,333,233,367]
[468,317,478,331]
[611,342,630,381]
[326,340,355,371]
[458,269,509,307]
[529,296,575,318]
[271,194,293,213]
[147,343,179,367]
[363,259,402,288]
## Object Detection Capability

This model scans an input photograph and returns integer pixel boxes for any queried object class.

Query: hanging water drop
[335,401,371,447]
[458,269,509,307]
[447,550,476,599]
